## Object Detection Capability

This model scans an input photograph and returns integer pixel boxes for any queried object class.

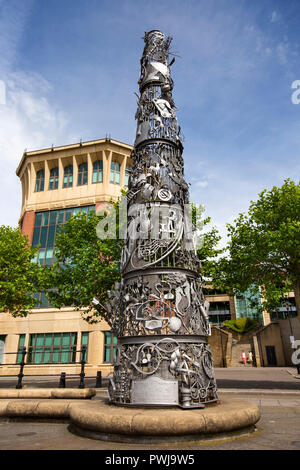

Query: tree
[41,200,123,323]
[214,179,300,318]
[197,222,225,281]
[42,200,224,323]
[0,225,41,317]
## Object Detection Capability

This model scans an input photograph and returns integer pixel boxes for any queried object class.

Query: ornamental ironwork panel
[103,30,218,407]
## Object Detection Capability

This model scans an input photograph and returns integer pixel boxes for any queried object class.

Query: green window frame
[110,161,120,184]
[92,160,103,183]
[16,334,26,364]
[78,163,88,186]
[104,331,117,363]
[124,165,131,187]
[81,332,89,361]
[49,167,59,190]
[0,335,6,364]
[32,206,95,308]
[28,332,77,364]
[63,165,73,188]
[35,169,45,192]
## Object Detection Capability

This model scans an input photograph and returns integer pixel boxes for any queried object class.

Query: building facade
[0,137,132,376]
[0,136,296,373]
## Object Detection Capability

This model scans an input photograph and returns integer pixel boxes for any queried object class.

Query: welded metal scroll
[106,30,217,407]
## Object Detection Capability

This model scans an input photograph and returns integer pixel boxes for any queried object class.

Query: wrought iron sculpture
[103,30,218,407]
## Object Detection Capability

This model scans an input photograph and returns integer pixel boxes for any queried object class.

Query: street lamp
[282,300,293,337]
[282,300,299,373]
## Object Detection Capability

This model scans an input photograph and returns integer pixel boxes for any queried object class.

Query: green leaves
[41,201,123,323]
[194,210,225,282]
[0,225,41,316]
[223,318,259,334]
[214,179,300,317]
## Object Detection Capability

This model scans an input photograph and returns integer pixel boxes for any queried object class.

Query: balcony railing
[208,310,231,316]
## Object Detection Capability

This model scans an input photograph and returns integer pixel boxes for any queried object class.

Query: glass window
[38,249,45,265]
[0,335,5,364]
[35,213,42,227]
[92,160,103,183]
[40,226,48,248]
[78,163,88,186]
[40,292,49,308]
[28,333,78,364]
[81,332,89,346]
[16,334,25,364]
[81,332,89,361]
[42,212,49,226]
[65,208,72,221]
[34,169,45,192]
[49,167,59,190]
[124,165,131,187]
[32,228,40,247]
[45,248,54,265]
[110,161,120,184]
[32,206,95,307]
[104,331,117,363]
[47,225,55,247]
[49,211,57,225]
[63,165,73,188]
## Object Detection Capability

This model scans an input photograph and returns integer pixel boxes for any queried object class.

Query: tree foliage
[213,179,300,317]
[223,317,259,334]
[0,225,40,317]
[41,200,224,323]
[41,201,123,323]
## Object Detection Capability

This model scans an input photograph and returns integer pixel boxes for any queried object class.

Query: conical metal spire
[105,30,218,408]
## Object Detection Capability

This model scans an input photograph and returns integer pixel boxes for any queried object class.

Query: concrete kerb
[0,394,261,444]
[0,388,96,399]
[286,369,300,380]
[218,388,300,395]
[63,397,261,443]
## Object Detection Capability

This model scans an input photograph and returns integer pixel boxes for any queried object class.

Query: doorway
[266,345,277,366]
[0,335,6,364]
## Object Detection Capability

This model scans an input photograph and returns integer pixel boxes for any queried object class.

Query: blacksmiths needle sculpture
[97,30,218,408]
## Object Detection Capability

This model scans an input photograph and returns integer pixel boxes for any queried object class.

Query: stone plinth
[69,397,260,443]
[0,393,260,444]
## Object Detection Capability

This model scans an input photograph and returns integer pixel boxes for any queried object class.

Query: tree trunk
[293,279,300,319]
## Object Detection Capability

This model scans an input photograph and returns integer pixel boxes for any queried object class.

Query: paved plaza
[0,367,299,451]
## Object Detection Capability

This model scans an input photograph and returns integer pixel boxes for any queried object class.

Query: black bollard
[16,347,27,389]
[78,345,87,389]
[95,370,102,388]
[59,372,66,388]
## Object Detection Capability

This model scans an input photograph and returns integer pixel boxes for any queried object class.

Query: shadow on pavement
[216,379,300,390]
[0,378,110,389]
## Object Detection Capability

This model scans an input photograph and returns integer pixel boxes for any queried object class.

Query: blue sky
[0,0,299,244]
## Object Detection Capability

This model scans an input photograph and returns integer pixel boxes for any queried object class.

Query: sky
[0,0,299,246]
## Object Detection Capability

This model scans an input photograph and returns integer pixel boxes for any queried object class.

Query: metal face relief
[106,30,218,407]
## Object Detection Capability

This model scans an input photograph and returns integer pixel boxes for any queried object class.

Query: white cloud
[0,1,70,227]
[0,72,69,226]
[195,180,208,188]
[270,11,280,23]
[0,0,34,72]
[276,42,289,65]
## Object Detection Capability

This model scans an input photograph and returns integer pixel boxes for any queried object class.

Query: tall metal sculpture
[104,30,218,408]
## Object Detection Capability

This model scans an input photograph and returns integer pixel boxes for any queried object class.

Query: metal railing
[0,345,103,389]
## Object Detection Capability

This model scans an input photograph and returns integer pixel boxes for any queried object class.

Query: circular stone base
[68,397,260,444]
